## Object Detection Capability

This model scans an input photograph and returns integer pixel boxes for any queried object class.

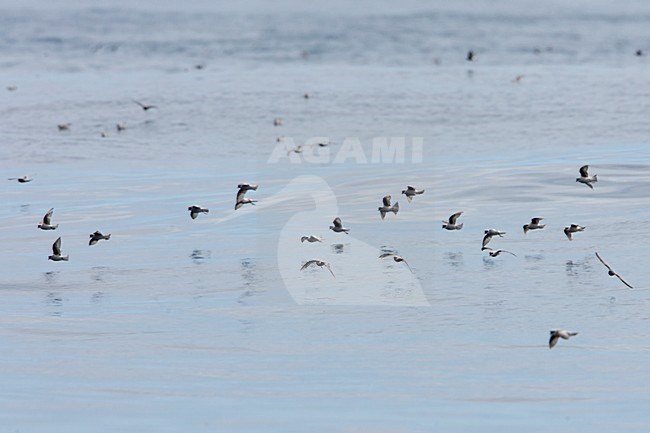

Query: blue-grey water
[2,1,650,431]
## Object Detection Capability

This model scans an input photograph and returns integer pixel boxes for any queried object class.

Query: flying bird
[287,145,303,155]
[576,165,597,189]
[133,100,157,111]
[8,176,32,183]
[48,237,69,261]
[379,253,413,273]
[442,211,463,230]
[235,184,258,210]
[57,123,71,131]
[188,206,209,219]
[300,259,335,278]
[595,252,633,288]
[549,329,578,349]
[273,118,283,126]
[378,195,399,220]
[89,231,111,246]
[301,235,323,243]
[401,185,424,202]
[523,217,545,234]
[483,248,516,257]
[466,50,475,61]
[38,208,58,230]
[564,224,585,240]
[116,123,127,131]
[329,217,350,233]
[482,229,505,248]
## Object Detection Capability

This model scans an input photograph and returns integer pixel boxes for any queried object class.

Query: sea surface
[1,1,650,432]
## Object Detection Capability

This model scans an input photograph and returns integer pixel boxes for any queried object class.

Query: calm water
[1,1,650,432]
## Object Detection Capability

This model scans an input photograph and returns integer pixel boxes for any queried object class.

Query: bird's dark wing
[43,208,54,225]
[615,273,633,289]
[301,260,318,270]
[382,195,391,207]
[236,188,247,203]
[549,333,559,348]
[449,211,462,225]
[379,253,395,259]
[333,217,342,228]
[595,252,613,272]
[531,217,543,224]
[482,233,491,248]
[52,237,62,255]
[579,165,589,177]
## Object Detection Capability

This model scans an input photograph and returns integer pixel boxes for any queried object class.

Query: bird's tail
[456,223,463,230]
[569,332,578,337]
[391,202,399,214]
[592,174,598,182]
[62,256,69,261]
[104,234,111,240]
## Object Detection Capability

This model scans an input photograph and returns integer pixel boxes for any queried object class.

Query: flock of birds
[6,85,635,350]
[10,145,634,349]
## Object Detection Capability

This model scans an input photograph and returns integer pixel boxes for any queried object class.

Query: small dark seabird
[378,195,399,220]
[89,231,111,246]
[133,100,157,111]
[483,248,516,257]
[38,208,58,230]
[235,184,258,210]
[442,211,463,230]
[523,217,545,234]
[300,259,335,278]
[301,235,323,243]
[481,229,505,249]
[401,185,424,202]
[6,85,17,91]
[57,123,71,131]
[466,50,475,61]
[8,176,32,183]
[329,217,350,233]
[564,224,585,240]
[379,253,413,273]
[116,123,127,131]
[273,118,283,126]
[48,237,69,261]
[188,206,209,219]
[287,145,303,155]
[576,164,597,189]
[549,329,578,349]
[303,93,310,99]
[595,252,633,289]
[636,49,644,56]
